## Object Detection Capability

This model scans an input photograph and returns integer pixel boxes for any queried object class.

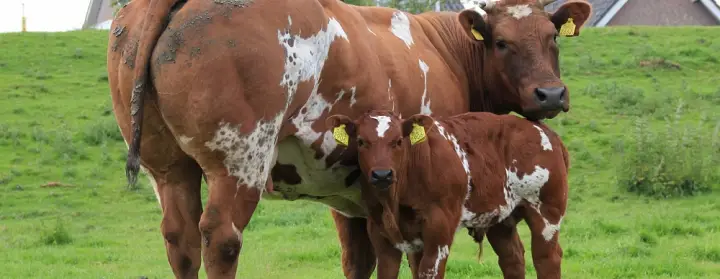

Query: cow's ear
[458,9,491,43]
[401,114,434,146]
[550,0,592,37]
[325,115,355,147]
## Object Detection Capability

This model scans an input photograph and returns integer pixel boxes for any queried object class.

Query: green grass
[1,26,720,278]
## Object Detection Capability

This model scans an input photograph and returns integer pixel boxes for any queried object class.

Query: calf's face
[326,111,434,191]
[457,0,592,120]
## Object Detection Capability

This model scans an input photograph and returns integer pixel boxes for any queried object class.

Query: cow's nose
[534,87,566,110]
[370,169,393,187]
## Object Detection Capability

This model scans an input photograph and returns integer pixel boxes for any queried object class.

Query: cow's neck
[419,12,509,114]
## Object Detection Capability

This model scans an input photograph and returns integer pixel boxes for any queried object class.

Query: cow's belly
[261,137,367,217]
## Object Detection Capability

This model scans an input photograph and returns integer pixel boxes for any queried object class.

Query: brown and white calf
[326,110,570,279]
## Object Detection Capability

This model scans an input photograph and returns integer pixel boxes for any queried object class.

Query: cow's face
[458,0,592,120]
[326,112,406,191]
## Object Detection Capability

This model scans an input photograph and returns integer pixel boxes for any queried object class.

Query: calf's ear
[325,115,355,147]
[401,114,435,146]
[458,9,491,44]
[551,0,592,37]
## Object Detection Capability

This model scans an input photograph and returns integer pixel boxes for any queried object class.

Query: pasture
[1,26,719,278]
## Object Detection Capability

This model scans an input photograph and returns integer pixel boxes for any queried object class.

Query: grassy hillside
[1,26,719,279]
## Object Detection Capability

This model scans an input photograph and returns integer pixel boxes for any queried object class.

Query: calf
[326,110,569,279]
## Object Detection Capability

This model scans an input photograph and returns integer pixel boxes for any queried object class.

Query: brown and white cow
[107,0,590,278]
[326,110,570,279]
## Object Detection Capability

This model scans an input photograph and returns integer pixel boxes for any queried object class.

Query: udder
[261,137,367,217]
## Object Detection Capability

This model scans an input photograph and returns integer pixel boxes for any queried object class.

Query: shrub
[617,100,719,198]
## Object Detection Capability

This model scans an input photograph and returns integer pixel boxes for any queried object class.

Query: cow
[106,0,591,278]
[325,110,570,279]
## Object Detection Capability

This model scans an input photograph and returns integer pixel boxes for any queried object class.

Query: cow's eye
[391,139,402,148]
[495,40,508,50]
[357,138,365,147]
[553,34,558,43]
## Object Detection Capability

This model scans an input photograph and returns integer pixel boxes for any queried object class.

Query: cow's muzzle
[370,169,393,190]
[533,86,567,112]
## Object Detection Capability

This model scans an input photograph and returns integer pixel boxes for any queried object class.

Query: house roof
[546,0,720,26]
[84,0,114,29]
[442,0,620,26]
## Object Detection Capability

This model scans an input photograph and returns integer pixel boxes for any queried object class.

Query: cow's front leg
[366,219,402,279]
[416,208,456,279]
[523,204,565,279]
[331,210,377,279]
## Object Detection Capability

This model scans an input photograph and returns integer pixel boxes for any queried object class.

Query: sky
[1,0,720,33]
[0,0,92,33]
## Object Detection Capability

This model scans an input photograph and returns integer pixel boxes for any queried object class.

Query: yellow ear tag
[409,123,427,145]
[333,124,349,146]
[559,18,576,37]
[471,29,484,41]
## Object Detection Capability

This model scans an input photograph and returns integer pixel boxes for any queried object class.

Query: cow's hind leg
[141,158,204,279]
[195,117,281,278]
[523,204,564,279]
[331,211,377,279]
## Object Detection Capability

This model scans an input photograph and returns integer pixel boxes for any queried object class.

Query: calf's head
[326,111,435,191]
[458,0,592,120]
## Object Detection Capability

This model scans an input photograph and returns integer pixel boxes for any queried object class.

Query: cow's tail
[126,0,179,187]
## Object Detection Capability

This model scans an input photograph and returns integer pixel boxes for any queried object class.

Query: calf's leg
[415,209,456,279]
[486,215,526,279]
[367,220,402,279]
[523,204,564,279]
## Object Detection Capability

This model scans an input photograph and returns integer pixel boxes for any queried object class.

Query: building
[544,0,720,26]
[83,0,115,30]
[443,0,720,26]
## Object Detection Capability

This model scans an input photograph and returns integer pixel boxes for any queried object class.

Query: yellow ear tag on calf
[471,29,484,41]
[559,18,576,37]
[409,123,427,145]
[333,124,349,146]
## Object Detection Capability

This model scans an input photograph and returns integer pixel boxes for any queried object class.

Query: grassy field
[1,26,719,279]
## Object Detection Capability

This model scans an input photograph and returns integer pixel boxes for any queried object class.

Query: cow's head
[326,111,413,191]
[458,0,592,120]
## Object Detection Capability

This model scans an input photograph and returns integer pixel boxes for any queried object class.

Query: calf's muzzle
[370,169,393,190]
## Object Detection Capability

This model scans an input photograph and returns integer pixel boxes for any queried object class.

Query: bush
[617,100,719,198]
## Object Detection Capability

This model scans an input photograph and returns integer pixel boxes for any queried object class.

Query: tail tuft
[126,149,140,188]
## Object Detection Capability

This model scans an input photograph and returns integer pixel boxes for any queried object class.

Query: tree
[342,0,447,14]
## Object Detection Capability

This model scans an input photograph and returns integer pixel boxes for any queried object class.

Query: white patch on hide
[541,214,563,241]
[178,135,193,145]
[389,11,414,48]
[279,17,349,159]
[278,16,349,108]
[371,115,392,138]
[395,238,424,253]
[349,86,358,107]
[388,79,396,111]
[419,60,432,115]
[533,125,553,151]
[232,222,242,241]
[367,26,377,36]
[205,113,284,190]
[506,4,532,19]
[139,165,161,207]
[435,121,476,230]
[420,245,450,279]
